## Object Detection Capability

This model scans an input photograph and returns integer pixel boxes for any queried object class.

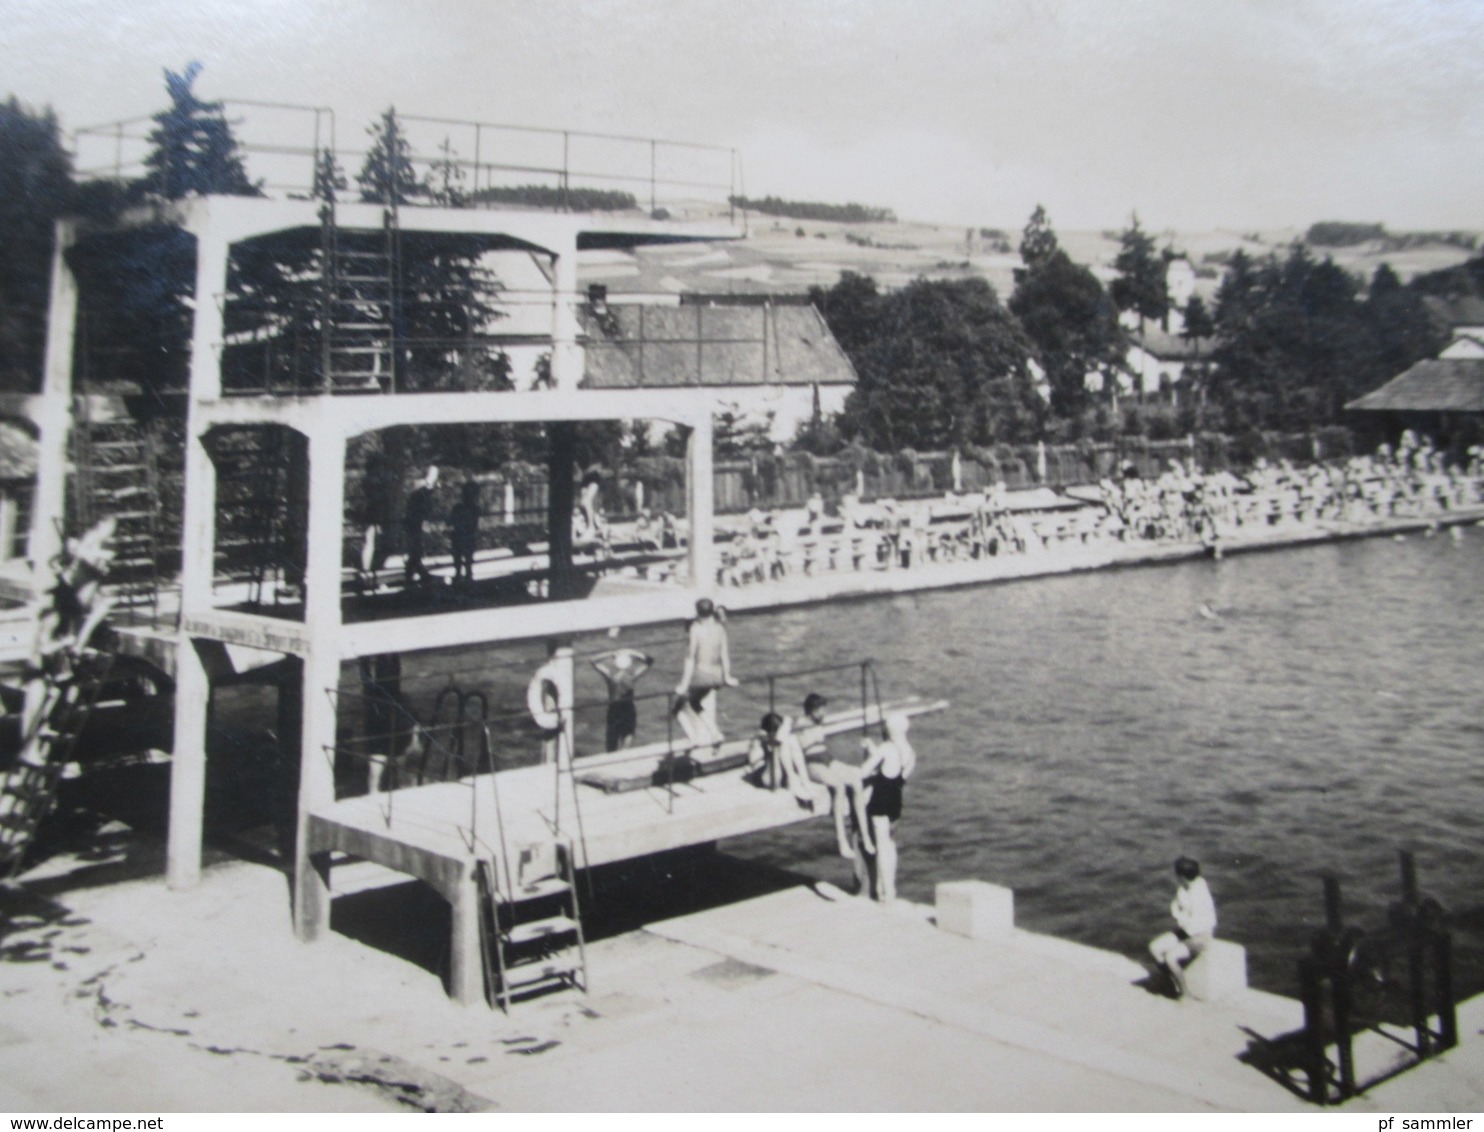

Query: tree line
[730,195,897,225]
[0,68,1471,464]
[801,207,1460,454]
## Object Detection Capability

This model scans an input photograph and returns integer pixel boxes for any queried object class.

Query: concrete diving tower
[30,194,744,921]
[22,107,894,1006]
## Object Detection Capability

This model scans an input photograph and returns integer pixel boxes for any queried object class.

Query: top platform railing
[71,100,742,220]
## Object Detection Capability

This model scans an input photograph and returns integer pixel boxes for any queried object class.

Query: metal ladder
[0,641,117,878]
[319,196,399,392]
[477,726,590,1012]
[69,407,161,621]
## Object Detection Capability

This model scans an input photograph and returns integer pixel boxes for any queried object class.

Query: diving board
[303,695,946,1005]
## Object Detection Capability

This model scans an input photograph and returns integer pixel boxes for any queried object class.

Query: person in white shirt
[1149,856,1217,999]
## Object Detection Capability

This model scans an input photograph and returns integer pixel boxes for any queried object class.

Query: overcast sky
[5,0,1483,232]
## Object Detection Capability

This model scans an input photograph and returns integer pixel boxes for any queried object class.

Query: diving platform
[303,696,946,1005]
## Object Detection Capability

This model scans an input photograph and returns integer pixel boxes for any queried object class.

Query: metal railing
[71,100,741,218]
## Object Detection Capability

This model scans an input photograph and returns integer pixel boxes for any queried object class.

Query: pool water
[703,530,1484,998]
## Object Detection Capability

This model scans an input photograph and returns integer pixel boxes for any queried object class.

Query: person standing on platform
[402,465,439,588]
[795,692,873,862]
[1148,856,1217,999]
[859,712,916,904]
[676,597,737,739]
[359,451,399,593]
[448,480,480,585]
[592,647,653,751]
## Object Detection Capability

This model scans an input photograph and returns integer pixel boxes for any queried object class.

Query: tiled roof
[1346,358,1484,412]
[1422,294,1484,330]
[579,301,857,388]
[1128,326,1215,361]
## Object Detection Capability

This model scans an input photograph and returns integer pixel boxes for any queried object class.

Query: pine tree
[313,148,347,204]
[142,63,259,200]
[357,108,424,206]
[1009,207,1124,420]
[1181,295,1215,342]
[427,137,468,208]
[1110,214,1169,329]
[0,98,73,391]
[1017,205,1060,275]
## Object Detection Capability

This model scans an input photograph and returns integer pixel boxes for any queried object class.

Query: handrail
[69,100,739,215]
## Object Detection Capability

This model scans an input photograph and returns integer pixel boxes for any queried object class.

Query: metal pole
[649,139,657,215]
[1334,976,1355,1100]
[1322,874,1343,936]
[1409,933,1431,1055]
[1399,849,1418,903]
[1300,959,1329,1106]
[1436,931,1458,1050]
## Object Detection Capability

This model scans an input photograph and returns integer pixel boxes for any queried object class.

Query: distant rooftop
[1347,357,1484,413]
[579,299,857,389]
[1127,325,1215,361]
[1422,294,1484,331]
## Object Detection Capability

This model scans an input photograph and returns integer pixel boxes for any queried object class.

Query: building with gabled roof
[579,291,857,441]
[1346,356,1484,453]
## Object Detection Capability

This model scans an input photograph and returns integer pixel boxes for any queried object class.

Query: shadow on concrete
[321,847,809,992]
[330,878,453,984]
[1238,1025,1321,1105]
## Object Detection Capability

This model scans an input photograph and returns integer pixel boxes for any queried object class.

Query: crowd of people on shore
[713,434,1484,585]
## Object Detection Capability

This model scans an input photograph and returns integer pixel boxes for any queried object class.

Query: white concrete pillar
[166,640,211,890]
[547,240,583,392]
[28,220,78,574]
[188,214,229,401]
[177,428,218,613]
[294,424,346,941]
[177,210,230,613]
[686,412,715,587]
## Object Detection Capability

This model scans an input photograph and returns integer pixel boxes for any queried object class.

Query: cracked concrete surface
[3,849,1482,1111]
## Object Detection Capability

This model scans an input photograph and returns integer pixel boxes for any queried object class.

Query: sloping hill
[578,215,1479,300]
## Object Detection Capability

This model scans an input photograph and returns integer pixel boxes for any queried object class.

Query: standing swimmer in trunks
[859,712,916,903]
[796,693,875,862]
[675,598,737,740]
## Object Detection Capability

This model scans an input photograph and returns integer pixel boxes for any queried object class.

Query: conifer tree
[0,98,73,391]
[1110,214,1170,329]
[142,63,259,200]
[357,108,424,206]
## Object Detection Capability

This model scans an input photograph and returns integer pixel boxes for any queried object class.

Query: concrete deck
[3,852,1481,1112]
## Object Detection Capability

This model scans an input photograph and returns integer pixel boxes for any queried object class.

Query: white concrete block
[1186,939,1247,1002]
[935,880,1014,939]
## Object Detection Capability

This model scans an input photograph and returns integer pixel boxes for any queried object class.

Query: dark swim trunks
[606,698,637,751]
[865,771,904,822]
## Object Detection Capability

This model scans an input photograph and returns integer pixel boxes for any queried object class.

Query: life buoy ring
[526,660,566,731]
